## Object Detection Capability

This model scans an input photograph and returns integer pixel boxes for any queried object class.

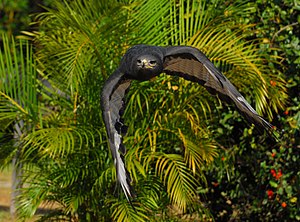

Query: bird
[100,44,276,203]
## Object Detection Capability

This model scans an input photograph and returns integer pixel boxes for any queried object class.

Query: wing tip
[116,154,135,203]
[258,116,280,142]
[120,177,137,211]
[120,180,133,199]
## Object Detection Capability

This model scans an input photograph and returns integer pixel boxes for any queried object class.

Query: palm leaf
[0,34,38,122]
[155,153,199,212]
[22,126,102,160]
[130,0,173,45]
[110,200,150,222]
[31,0,132,98]
[178,128,218,175]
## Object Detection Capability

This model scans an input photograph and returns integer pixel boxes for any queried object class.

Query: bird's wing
[101,69,133,201]
[163,46,276,138]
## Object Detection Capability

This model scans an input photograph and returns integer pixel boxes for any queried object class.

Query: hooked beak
[141,59,153,69]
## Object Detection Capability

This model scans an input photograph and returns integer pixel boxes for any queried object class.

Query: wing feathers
[101,69,133,201]
[163,46,276,138]
[164,55,224,94]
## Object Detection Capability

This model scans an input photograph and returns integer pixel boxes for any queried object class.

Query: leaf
[0,34,38,121]
[155,153,199,212]
[269,180,278,188]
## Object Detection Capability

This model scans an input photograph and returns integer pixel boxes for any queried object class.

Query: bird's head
[121,45,164,81]
[136,57,157,70]
[133,54,163,80]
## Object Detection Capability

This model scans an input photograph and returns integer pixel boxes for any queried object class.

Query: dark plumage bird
[101,44,276,202]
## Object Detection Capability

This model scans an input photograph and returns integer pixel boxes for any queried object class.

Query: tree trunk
[10,120,24,220]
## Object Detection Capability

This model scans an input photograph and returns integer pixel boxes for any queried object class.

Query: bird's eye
[137,59,142,64]
[149,61,156,65]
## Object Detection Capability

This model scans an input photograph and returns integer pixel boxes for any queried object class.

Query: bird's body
[101,44,276,203]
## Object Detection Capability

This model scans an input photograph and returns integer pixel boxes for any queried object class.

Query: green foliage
[203,0,300,220]
[0,33,39,167]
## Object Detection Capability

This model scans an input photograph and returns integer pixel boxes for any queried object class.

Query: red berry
[276,170,282,180]
[267,190,274,199]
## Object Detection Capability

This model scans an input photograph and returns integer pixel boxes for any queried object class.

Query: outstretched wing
[163,46,276,138]
[101,69,133,201]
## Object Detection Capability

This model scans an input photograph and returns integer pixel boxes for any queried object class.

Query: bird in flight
[101,44,276,203]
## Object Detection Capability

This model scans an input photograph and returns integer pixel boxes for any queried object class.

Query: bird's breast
[126,67,161,81]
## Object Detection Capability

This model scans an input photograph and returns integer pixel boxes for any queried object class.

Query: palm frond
[22,126,102,160]
[110,199,150,222]
[178,129,218,175]
[31,0,132,97]
[0,34,38,122]
[130,0,172,45]
[155,153,199,212]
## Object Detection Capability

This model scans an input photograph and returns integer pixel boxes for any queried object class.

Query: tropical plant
[203,0,299,220]
[0,32,39,219]
[0,0,288,221]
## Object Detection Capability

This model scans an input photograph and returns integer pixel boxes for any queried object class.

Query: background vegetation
[0,0,299,221]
